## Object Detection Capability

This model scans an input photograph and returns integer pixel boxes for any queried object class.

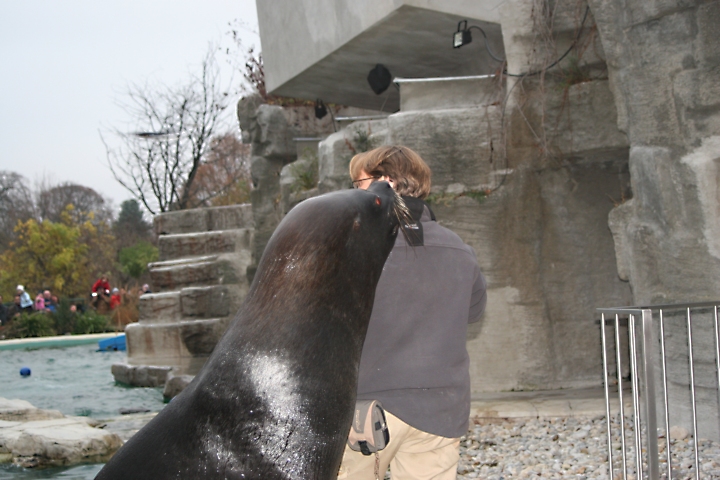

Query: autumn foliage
[0,206,115,299]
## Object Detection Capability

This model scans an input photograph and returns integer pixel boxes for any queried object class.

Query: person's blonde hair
[349,145,432,199]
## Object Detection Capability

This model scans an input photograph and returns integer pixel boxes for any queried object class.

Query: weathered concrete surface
[154,204,253,236]
[318,120,389,194]
[0,398,121,468]
[0,399,63,423]
[389,105,503,192]
[237,97,382,271]
[588,0,720,440]
[434,159,631,391]
[118,203,254,386]
[589,0,720,304]
[158,228,253,261]
[111,364,172,388]
[163,373,194,401]
[398,76,503,112]
[258,2,505,110]
[310,74,632,392]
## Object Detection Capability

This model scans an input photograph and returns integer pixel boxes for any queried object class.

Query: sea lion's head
[251,181,404,309]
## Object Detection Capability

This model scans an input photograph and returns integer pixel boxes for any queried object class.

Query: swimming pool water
[0,343,165,479]
[0,343,164,418]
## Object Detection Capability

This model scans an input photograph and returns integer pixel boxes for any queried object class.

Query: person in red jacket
[91,274,111,311]
[92,275,111,294]
[109,288,121,310]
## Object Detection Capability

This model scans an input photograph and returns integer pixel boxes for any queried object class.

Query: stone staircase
[112,204,253,387]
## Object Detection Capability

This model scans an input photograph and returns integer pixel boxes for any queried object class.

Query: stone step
[138,291,181,322]
[138,285,245,323]
[154,204,253,236]
[180,285,244,320]
[158,228,253,261]
[125,317,231,375]
[148,254,248,292]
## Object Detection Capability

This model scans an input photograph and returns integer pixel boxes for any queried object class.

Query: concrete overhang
[257,1,506,112]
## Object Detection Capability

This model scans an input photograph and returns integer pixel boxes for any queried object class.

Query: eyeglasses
[351,176,379,189]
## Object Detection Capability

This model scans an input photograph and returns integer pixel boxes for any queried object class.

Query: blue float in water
[20,367,31,377]
[98,334,126,352]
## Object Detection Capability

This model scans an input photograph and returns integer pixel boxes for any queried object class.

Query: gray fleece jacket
[356,199,487,438]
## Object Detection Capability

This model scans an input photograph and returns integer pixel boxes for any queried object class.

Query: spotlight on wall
[453,20,472,48]
[315,99,328,119]
[367,64,392,95]
[452,20,505,63]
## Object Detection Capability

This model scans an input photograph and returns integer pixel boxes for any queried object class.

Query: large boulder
[0,398,121,468]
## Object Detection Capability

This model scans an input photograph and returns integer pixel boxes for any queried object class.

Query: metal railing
[598,301,720,479]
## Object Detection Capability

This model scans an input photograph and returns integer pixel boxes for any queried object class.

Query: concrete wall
[588,0,720,439]
[303,73,631,393]
[258,0,506,94]
[249,0,720,412]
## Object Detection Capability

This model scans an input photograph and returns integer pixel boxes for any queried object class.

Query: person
[92,275,111,294]
[91,274,111,310]
[110,288,122,310]
[43,290,56,313]
[0,295,7,326]
[34,292,45,311]
[8,295,24,319]
[338,146,487,480]
[141,284,152,295]
[16,285,33,313]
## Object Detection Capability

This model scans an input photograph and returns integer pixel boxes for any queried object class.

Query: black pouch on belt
[347,400,390,455]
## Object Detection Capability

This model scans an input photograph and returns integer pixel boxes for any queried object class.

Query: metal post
[686,308,700,480]
[659,309,672,479]
[640,309,660,479]
[629,314,644,479]
[715,306,720,440]
[615,313,628,479]
[601,313,614,479]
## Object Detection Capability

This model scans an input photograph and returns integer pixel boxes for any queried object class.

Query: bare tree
[103,48,232,214]
[37,181,114,225]
[0,171,35,251]
[183,133,252,208]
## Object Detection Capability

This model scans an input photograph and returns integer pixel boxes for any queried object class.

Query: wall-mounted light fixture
[452,20,505,63]
[453,20,472,49]
[367,64,392,95]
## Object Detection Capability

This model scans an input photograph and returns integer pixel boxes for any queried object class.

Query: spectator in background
[51,295,59,312]
[92,275,111,294]
[43,290,56,312]
[141,284,152,295]
[91,274,111,310]
[0,295,7,325]
[16,286,33,313]
[8,295,23,319]
[34,292,45,311]
[110,288,122,310]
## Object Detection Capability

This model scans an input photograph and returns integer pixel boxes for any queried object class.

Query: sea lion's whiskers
[391,190,419,245]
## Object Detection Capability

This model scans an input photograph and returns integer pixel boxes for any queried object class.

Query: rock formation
[0,398,121,468]
[112,204,253,386]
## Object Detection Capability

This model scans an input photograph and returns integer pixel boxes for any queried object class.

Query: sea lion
[96,182,405,480]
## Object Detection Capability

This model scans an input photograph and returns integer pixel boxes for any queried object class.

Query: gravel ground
[454,415,720,479]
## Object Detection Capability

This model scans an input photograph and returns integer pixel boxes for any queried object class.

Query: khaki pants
[337,412,460,480]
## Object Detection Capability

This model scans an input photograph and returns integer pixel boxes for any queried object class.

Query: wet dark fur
[95,182,402,480]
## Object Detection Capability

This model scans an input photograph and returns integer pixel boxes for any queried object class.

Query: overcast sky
[0,0,259,213]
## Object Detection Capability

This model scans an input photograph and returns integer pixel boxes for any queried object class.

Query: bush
[7,312,57,338]
[119,241,159,279]
[52,298,77,335]
[73,310,109,334]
